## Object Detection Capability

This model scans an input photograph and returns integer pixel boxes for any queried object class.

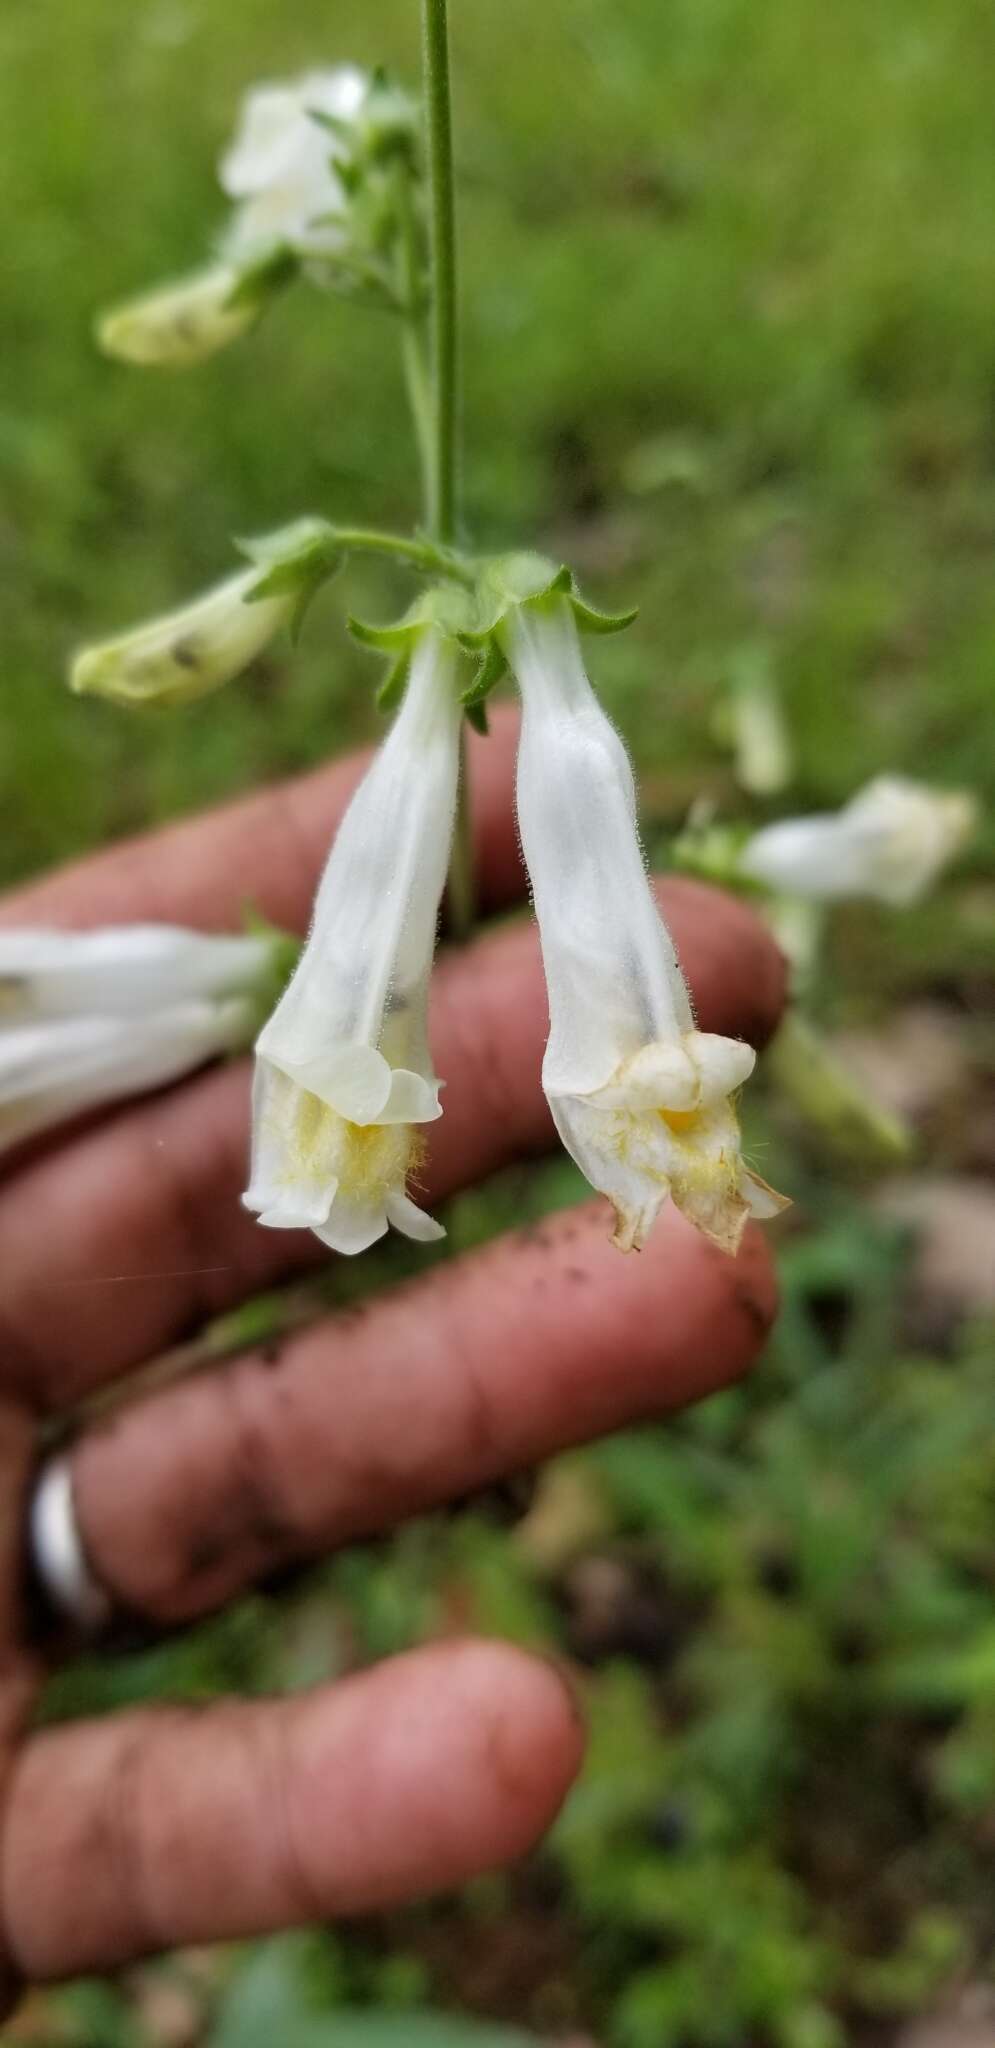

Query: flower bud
[70,569,293,708]
[97,265,261,368]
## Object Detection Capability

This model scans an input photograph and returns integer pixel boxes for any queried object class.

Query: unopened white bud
[70,569,293,708]
[97,265,260,368]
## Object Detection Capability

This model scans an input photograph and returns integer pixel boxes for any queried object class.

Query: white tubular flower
[97,265,261,368]
[244,628,460,1256]
[0,925,273,1026]
[219,67,368,258]
[0,1000,251,1159]
[70,569,293,708]
[504,598,786,1255]
[740,776,976,905]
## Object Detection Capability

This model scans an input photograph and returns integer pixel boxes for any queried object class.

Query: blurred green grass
[2,0,994,892]
[4,3,995,2046]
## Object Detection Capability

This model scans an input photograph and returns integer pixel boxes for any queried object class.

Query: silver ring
[30,1455,112,1634]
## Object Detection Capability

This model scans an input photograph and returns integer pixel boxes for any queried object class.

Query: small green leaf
[465,699,489,736]
[376,645,411,713]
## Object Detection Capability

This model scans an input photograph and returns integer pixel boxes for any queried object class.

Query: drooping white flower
[503,597,786,1254]
[97,265,260,368]
[0,1001,252,1159]
[219,67,368,260]
[0,925,279,1158]
[70,569,294,707]
[739,776,976,905]
[244,627,461,1255]
[0,925,273,1025]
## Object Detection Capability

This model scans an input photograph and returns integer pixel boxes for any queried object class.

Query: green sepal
[465,699,490,736]
[460,636,507,711]
[463,553,637,648]
[349,581,478,661]
[223,244,299,312]
[376,645,411,714]
[568,590,639,635]
[236,518,342,641]
[462,552,565,643]
[670,819,755,889]
[347,613,415,655]
[306,108,354,144]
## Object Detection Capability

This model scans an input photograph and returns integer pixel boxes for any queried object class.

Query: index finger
[0,707,524,934]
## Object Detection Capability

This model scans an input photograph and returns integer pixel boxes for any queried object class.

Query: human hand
[0,711,786,1994]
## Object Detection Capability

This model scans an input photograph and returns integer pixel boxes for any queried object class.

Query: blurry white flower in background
[740,776,976,905]
[219,66,368,259]
[244,627,461,1256]
[504,597,786,1254]
[0,926,277,1156]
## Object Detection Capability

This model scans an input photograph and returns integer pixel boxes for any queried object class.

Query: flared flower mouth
[551,1030,786,1256]
[244,1057,443,1254]
[259,1040,442,1129]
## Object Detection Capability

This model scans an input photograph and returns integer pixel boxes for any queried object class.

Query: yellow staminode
[288,1088,424,1208]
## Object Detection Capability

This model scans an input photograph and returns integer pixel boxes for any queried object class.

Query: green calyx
[349,548,637,727]
[223,244,300,314]
[237,518,344,639]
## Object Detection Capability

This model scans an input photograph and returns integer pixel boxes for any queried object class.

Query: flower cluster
[98,67,420,369]
[0,926,276,1157]
[243,598,785,1260]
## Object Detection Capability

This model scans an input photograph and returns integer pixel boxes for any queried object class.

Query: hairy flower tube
[219,66,368,259]
[244,628,461,1255]
[70,569,294,708]
[503,598,786,1255]
[739,775,976,905]
[0,925,278,1157]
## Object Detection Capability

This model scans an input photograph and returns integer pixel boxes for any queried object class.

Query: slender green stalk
[394,164,436,517]
[421,0,459,546]
[401,322,435,513]
[329,524,471,582]
[420,0,475,939]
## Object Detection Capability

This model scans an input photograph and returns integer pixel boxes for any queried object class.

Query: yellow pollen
[287,1088,424,1203]
[659,1106,701,1134]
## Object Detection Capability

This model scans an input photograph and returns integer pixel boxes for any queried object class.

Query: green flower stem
[328,525,473,583]
[394,165,436,518]
[421,0,458,547]
[421,0,475,940]
[401,319,435,516]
